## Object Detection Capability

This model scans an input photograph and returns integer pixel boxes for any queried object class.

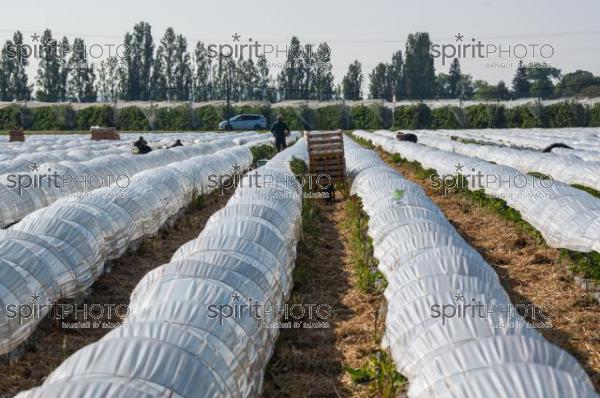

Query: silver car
[218,114,267,130]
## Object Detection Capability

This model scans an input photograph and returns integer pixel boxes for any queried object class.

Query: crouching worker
[271,115,289,152]
[133,136,153,154]
[169,139,184,148]
[395,131,418,143]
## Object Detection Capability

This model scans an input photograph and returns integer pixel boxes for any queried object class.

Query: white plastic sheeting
[0,142,255,358]
[422,127,600,153]
[0,132,277,227]
[406,130,600,193]
[16,140,308,398]
[344,137,598,398]
[354,130,600,254]
[0,145,217,227]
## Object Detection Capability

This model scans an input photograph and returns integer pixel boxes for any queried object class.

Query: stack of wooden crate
[90,126,120,141]
[8,130,25,142]
[306,130,346,183]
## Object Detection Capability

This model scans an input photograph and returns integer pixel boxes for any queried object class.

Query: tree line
[344,32,600,101]
[0,25,599,103]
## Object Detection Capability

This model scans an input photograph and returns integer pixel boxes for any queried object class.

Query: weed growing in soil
[563,250,600,281]
[250,144,276,166]
[289,157,321,237]
[343,195,386,295]
[345,350,407,398]
[188,189,206,211]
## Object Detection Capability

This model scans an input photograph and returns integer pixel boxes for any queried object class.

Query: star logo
[231,292,241,302]
[31,33,40,42]
[454,163,464,173]
[454,292,465,302]
[30,293,41,303]
[231,163,242,175]
[30,162,40,172]
[232,33,241,42]
[455,32,464,42]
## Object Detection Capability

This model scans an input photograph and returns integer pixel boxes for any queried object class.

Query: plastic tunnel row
[16,140,309,397]
[344,137,599,397]
[405,130,600,194]
[0,137,257,358]
[354,130,600,254]
[0,132,274,228]
[0,131,268,174]
[427,127,600,154]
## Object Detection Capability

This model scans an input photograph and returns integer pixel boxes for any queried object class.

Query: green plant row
[341,179,405,397]
[343,195,387,295]
[379,142,600,282]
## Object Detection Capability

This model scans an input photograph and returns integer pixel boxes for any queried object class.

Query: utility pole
[112,87,118,128]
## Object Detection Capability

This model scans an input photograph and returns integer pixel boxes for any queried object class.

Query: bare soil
[262,195,387,397]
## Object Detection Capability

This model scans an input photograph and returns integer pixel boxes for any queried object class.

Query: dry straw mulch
[381,150,600,393]
[262,197,387,397]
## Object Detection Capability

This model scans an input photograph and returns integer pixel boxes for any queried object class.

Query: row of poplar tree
[0,24,590,103]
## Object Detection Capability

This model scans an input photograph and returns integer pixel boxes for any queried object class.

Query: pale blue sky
[2,0,599,91]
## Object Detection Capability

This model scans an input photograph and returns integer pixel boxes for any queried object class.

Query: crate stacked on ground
[9,130,25,142]
[90,126,120,141]
[306,130,346,183]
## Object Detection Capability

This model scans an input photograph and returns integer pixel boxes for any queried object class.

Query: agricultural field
[1,0,600,396]
[0,126,598,398]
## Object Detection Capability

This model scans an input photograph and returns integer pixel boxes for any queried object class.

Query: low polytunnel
[354,130,600,254]
[0,138,255,358]
[15,138,308,397]
[401,130,600,196]
[343,136,599,397]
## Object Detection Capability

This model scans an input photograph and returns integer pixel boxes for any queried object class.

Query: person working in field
[271,115,290,152]
[169,139,183,148]
[133,136,153,154]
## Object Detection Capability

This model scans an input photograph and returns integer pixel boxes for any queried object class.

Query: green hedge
[154,106,194,130]
[116,107,150,131]
[274,106,317,130]
[464,104,507,129]
[431,107,462,129]
[316,105,349,130]
[1,101,599,131]
[507,104,548,128]
[350,105,379,129]
[194,105,224,130]
[393,104,432,129]
[545,102,588,128]
[31,106,76,130]
[76,105,114,130]
[0,105,24,130]
[591,103,600,127]
[350,104,392,130]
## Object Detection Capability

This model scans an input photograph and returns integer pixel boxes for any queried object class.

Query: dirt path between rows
[378,150,600,392]
[262,196,386,397]
[0,191,231,398]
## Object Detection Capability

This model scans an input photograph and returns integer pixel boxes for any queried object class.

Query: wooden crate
[9,130,25,142]
[306,130,346,182]
[90,126,120,141]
